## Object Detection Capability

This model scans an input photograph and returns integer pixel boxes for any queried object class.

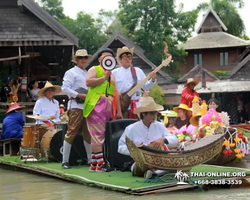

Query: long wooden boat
[206,127,237,165]
[126,133,226,172]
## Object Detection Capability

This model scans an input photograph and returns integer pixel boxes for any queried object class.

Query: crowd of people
[1,46,249,179]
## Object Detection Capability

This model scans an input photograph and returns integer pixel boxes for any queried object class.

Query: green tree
[118,0,198,73]
[197,0,245,37]
[149,83,165,105]
[241,34,250,40]
[36,0,65,20]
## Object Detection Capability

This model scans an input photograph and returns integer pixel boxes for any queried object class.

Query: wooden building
[86,31,173,86]
[178,6,250,74]
[0,0,78,101]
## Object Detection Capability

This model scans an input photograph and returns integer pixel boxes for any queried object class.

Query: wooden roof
[0,0,78,46]
[86,31,173,85]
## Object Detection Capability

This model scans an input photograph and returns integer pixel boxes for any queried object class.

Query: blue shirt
[2,112,24,139]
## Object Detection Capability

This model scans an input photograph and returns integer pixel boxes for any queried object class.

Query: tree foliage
[118,0,198,73]
[197,0,245,37]
[149,83,166,105]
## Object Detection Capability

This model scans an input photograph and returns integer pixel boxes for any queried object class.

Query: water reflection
[0,168,249,200]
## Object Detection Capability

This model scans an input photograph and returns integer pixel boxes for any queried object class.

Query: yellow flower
[220,122,224,125]
[236,153,243,158]
[234,138,241,143]
[230,143,235,147]
[234,149,240,153]
[202,124,207,128]
[223,140,230,146]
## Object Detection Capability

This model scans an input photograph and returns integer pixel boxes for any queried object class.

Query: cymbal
[26,115,50,120]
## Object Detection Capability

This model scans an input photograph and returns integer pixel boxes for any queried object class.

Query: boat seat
[0,138,21,156]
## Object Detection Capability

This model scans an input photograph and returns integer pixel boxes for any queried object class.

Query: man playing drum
[112,46,157,119]
[61,49,92,169]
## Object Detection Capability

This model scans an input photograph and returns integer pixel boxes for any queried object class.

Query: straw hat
[6,103,23,114]
[60,104,65,108]
[37,81,61,97]
[134,97,164,115]
[72,49,92,64]
[190,113,202,127]
[173,104,192,117]
[184,78,199,87]
[116,46,134,65]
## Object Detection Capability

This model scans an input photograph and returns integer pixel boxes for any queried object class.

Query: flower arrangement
[174,124,196,143]
[201,108,223,127]
[222,128,249,158]
[196,127,207,140]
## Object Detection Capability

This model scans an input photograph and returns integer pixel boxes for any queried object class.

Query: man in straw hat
[181,78,200,108]
[112,46,156,119]
[61,49,92,169]
[118,97,178,178]
[83,48,122,172]
[173,104,192,129]
[33,81,61,125]
[1,103,24,139]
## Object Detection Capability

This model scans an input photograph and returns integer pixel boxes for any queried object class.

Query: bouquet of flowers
[174,124,196,143]
[195,127,207,140]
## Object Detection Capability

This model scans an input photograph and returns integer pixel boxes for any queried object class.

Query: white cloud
[62,0,250,36]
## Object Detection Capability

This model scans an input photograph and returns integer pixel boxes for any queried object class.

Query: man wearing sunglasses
[61,49,92,169]
[112,46,157,119]
[181,78,201,108]
[118,97,178,178]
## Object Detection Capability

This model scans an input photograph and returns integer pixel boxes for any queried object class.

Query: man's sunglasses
[77,56,89,60]
[121,55,133,60]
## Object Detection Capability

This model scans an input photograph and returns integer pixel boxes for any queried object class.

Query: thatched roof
[179,65,219,82]
[226,54,250,79]
[0,0,78,46]
[178,32,250,50]
[87,31,173,84]
[196,6,227,34]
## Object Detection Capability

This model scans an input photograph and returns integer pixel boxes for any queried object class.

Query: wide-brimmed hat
[37,81,61,97]
[184,78,199,87]
[190,112,202,127]
[173,104,192,117]
[134,97,164,115]
[6,103,23,114]
[116,46,134,65]
[72,49,92,64]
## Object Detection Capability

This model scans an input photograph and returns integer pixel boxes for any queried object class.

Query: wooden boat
[206,127,237,165]
[126,132,226,172]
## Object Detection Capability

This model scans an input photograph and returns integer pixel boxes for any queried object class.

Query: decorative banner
[101,55,116,71]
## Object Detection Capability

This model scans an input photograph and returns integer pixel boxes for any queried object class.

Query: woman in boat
[118,97,178,178]
[173,104,192,129]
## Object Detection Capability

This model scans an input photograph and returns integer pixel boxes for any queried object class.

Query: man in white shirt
[33,81,61,125]
[61,49,92,169]
[118,97,178,178]
[112,46,157,119]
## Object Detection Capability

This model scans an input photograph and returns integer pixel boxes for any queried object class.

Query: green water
[0,168,250,200]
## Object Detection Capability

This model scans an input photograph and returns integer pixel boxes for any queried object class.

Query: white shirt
[61,66,88,110]
[118,120,178,156]
[30,88,40,101]
[33,96,60,124]
[112,66,156,109]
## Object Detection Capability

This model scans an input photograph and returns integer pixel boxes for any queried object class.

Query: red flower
[228,150,233,155]
[199,128,203,132]
[182,139,186,142]
[199,133,204,137]
[183,131,187,134]
[242,137,246,143]
[223,150,228,155]
[238,135,242,138]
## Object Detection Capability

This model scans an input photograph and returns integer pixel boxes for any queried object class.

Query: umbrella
[160,110,177,117]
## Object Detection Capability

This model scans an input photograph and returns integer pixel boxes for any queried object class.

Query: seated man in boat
[1,103,24,139]
[118,97,178,178]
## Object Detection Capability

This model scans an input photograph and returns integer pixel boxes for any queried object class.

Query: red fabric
[43,121,54,129]
[60,108,64,115]
[112,90,117,120]
[129,99,139,119]
[180,88,199,108]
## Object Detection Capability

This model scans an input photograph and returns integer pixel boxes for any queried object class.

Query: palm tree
[197,0,245,37]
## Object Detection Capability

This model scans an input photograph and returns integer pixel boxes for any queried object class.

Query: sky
[62,0,250,37]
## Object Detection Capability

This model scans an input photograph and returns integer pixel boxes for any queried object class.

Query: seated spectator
[1,103,24,139]
[28,80,40,101]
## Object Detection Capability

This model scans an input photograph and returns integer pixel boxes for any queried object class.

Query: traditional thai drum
[22,126,37,148]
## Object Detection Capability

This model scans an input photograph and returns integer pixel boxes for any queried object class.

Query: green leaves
[118,0,198,73]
